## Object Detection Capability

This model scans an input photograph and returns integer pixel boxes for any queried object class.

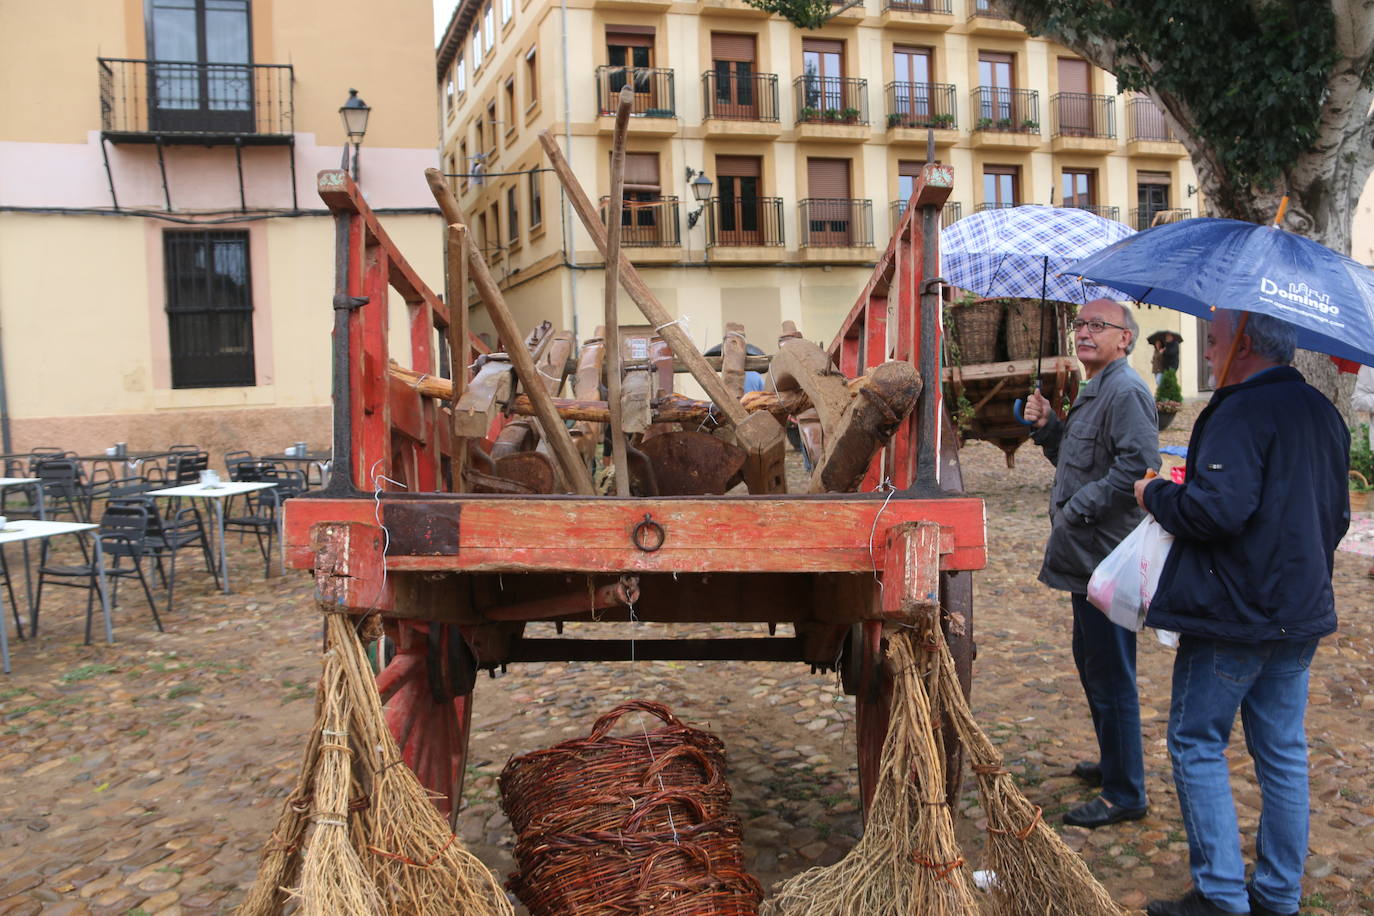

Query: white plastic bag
[1087,516,1174,631]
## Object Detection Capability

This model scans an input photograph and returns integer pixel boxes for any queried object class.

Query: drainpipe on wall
[560,0,579,341]
[0,283,10,453]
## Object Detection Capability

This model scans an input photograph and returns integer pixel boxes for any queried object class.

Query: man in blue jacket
[1024,298,1160,829]
[1136,310,1350,916]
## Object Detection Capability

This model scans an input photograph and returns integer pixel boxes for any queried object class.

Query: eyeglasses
[1071,318,1127,334]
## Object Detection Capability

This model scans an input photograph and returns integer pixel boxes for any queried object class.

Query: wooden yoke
[424,168,596,495]
[536,130,787,494]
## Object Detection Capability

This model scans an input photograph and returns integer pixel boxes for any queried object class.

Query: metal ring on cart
[631,513,666,552]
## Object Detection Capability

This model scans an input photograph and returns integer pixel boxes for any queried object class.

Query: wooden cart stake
[604,85,633,496]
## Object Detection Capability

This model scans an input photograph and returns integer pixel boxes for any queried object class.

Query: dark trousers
[1071,592,1148,809]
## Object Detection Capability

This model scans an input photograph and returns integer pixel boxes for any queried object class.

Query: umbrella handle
[1012,380,1042,427]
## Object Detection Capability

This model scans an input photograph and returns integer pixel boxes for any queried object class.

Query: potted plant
[932,113,955,129]
[975,116,993,130]
[1155,367,1183,430]
[887,112,905,129]
[840,106,861,123]
[995,116,1013,130]
[823,108,840,121]
[1351,424,1374,512]
[800,106,820,121]
[1020,118,1039,132]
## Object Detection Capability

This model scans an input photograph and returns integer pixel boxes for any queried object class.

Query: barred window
[163,230,255,388]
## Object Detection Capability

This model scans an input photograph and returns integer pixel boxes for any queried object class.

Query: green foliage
[1155,367,1183,405]
[1351,425,1374,488]
[1011,0,1344,200]
[742,0,836,29]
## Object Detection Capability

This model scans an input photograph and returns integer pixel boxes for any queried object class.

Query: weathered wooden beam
[722,323,747,400]
[452,356,513,439]
[425,168,595,495]
[604,85,633,496]
[808,360,923,493]
[445,224,470,490]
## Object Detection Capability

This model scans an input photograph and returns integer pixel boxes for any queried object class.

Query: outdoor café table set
[0,462,278,675]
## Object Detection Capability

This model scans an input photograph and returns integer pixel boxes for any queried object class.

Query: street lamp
[685,169,713,230]
[339,88,371,182]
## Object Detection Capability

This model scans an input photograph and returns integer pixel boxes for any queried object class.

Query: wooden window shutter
[1057,58,1090,94]
[802,38,843,55]
[711,32,756,62]
[897,160,921,178]
[807,158,850,198]
[716,155,761,178]
[607,26,654,45]
[623,152,660,191]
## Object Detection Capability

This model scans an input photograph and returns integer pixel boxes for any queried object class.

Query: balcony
[1065,204,1121,223]
[1127,98,1186,157]
[1131,207,1191,231]
[884,81,958,144]
[891,199,961,231]
[970,87,1041,149]
[98,58,293,143]
[879,0,953,30]
[968,0,1023,34]
[975,201,1020,212]
[706,197,785,262]
[827,0,867,22]
[702,71,782,138]
[599,196,682,244]
[1050,92,1116,152]
[595,67,677,134]
[799,198,875,261]
[794,76,870,141]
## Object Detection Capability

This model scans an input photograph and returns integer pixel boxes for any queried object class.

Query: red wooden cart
[284,161,986,827]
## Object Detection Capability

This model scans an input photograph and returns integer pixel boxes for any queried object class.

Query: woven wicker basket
[1004,298,1060,361]
[501,703,761,916]
[951,298,1004,364]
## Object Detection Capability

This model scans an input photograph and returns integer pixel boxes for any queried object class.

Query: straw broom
[930,626,1126,916]
[329,613,514,916]
[294,644,385,915]
[764,625,977,916]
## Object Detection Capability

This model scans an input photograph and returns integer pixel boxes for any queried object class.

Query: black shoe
[1072,760,1103,785]
[1248,889,1297,916]
[1062,796,1148,828]
[1145,889,1238,916]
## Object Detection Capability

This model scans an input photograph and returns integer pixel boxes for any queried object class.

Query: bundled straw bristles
[237,611,512,916]
[931,628,1126,916]
[765,627,978,916]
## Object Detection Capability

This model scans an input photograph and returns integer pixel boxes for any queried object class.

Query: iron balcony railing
[1065,204,1121,222]
[596,67,676,118]
[1131,207,1191,231]
[598,196,682,246]
[799,198,874,247]
[884,81,957,130]
[975,201,1020,212]
[891,199,962,229]
[971,87,1039,132]
[1050,92,1115,139]
[883,0,952,12]
[707,197,786,248]
[99,57,293,137]
[794,76,869,125]
[1127,97,1175,141]
[971,0,1008,17]
[702,71,780,121]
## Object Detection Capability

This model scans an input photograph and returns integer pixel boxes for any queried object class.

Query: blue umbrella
[941,205,1136,304]
[1068,217,1374,366]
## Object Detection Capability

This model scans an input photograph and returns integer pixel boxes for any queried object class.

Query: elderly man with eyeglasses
[1022,297,1161,829]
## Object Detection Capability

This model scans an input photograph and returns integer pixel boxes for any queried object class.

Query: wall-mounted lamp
[1186,184,1198,198]
[339,88,371,182]
[685,168,714,229]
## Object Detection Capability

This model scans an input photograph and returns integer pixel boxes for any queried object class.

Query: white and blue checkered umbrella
[941,205,1136,303]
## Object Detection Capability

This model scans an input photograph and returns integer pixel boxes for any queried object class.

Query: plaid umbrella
[941,205,1136,303]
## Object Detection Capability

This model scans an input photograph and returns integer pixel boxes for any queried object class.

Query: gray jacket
[1031,356,1161,593]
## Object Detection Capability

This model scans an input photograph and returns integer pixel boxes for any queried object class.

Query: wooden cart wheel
[376,619,475,831]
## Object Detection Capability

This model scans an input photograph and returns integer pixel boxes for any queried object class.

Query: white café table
[147,480,277,595]
[0,519,107,675]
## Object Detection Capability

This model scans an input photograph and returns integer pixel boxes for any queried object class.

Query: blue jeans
[1169,636,1319,914]
[1071,593,1147,809]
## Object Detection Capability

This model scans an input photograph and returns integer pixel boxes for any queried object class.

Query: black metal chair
[0,548,23,641]
[88,475,151,507]
[33,458,91,522]
[111,495,220,611]
[224,465,305,578]
[34,504,163,643]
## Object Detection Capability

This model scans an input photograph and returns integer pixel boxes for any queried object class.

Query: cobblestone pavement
[1,406,1372,914]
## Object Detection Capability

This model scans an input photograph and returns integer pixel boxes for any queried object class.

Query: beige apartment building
[436,0,1216,395]
[0,0,441,457]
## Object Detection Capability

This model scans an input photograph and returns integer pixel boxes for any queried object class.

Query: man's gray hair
[1220,309,1296,364]
[1117,302,1140,355]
